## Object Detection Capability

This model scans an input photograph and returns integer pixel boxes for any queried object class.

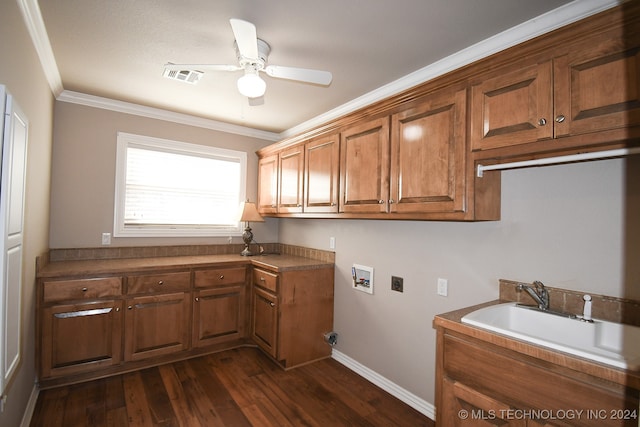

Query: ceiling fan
[164,19,333,102]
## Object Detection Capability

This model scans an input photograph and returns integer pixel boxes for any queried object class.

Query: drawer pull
[260,277,265,281]
[81,287,88,292]
[219,275,224,280]
[158,280,164,285]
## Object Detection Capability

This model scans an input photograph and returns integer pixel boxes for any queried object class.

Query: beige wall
[278,157,639,405]
[49,102,277,248]
[0,1,53,426]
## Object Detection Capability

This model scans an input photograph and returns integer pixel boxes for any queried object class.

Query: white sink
[461,302,640,370]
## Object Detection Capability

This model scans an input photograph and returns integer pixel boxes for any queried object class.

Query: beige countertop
[37,253,334,279]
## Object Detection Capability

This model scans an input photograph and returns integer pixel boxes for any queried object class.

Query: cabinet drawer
[194,267,246,288]
[43,277,122,303]
[253,268,278,293]
[126,271,190,294]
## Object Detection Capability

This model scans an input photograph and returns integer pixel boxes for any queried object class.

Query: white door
[0,85,28,396]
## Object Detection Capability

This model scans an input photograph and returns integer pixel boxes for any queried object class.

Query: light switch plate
[437,278,448,296]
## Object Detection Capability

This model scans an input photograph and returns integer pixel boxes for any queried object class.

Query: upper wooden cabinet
[339,117,390,214]
[304,134,340,213]
[471,12,640,156]
[257,154,278,214]
[470,61,553,151]
[278,145,305,213]
[390,88,466,214]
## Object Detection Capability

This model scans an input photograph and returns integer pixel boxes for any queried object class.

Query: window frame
[113,132,247,237]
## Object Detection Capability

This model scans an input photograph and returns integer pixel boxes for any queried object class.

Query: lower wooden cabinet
[37,259,334,385]
[435,324,640,427]
[252,285,278,357]
[251,266,334,369]
[124,292,191,361]
[40,299,123,378]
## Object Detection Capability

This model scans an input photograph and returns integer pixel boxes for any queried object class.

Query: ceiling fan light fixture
[237,69,266,98]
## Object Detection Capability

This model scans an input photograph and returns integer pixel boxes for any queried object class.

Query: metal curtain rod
[476,147,640,177]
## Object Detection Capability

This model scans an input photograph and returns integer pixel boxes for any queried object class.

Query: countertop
[433,300,640,390]
[37,253,334,279]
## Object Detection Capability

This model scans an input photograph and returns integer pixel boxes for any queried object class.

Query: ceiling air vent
[162,66,203,85]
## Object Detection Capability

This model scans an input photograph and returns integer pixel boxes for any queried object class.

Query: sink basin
[461,302,640,370]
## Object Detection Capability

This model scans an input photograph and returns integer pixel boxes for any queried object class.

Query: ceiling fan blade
[230,19,259,59]
[264,65,333,86]
[164,63,241,72]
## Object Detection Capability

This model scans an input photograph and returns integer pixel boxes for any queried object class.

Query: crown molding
[281,0,623,139]
[20,0,621,141]
[18,0,63,96]
[56,91,280,141]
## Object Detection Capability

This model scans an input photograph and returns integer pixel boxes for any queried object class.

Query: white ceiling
[30,0,618,138]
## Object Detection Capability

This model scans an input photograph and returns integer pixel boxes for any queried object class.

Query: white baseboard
[331,349,435,421]
[19,383,38,427]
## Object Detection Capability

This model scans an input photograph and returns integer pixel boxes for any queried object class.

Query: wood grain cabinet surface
[37,257,334,387]
[435,310,640,427]
[251,266,334,369]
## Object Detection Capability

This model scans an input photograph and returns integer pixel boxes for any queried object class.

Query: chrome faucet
[517,281,549,311]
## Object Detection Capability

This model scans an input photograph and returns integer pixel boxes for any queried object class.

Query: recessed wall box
[352,264,374,294]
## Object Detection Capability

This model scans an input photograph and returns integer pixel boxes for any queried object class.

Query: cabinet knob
[81,287,88,292]
[127,305,133,310]
[195,297,200,302]
[378,200,385,204]
[555,115,566,123]
[219,275,224,280]
[389,199,395,204]
[260,277,265,282]
[538,118,547,126]
[270,302,275,307]
[115,307,120,312]
[158,280,164,285]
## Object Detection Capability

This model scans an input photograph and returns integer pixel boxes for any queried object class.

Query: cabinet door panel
[41,300,122,378]
[193,286,244,346]
[471,62,553,150]
[124,292,190,361]
[391,88,466,213]
[278,146,304,213]
[257,154,278,214]
[554,36,640,138]
[340,117,390,213]
[252,286,278,358]
[441,378,526,426]
[305,134,340,213]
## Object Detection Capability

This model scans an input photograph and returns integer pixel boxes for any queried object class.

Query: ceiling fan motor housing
[235,39,271,70]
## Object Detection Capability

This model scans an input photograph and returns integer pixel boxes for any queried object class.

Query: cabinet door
[440,378,526,426]
[471,61,553,151]
[193,285,245,347]
[554,30,640,138]
[41,300,122,378]
[252,286,278,358]
[124,292,190,361]
[257,154,278,214]
[339,117,390,213]
[390,88,466,214]
[305,134,340,213]
[278,146,304,213]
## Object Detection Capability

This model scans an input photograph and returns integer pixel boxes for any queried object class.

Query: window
[114,132,247,237]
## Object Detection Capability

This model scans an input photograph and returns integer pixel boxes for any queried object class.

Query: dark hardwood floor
[30,347,434,426]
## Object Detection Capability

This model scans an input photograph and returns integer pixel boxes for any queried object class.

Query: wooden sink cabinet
[434,303,640,427]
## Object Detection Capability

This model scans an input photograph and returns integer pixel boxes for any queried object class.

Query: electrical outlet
[101,232,111,245]
[391,276,403,292]
[437,278,448,296]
